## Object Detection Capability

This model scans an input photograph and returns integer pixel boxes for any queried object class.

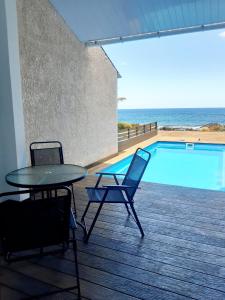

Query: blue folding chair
[81,148,151,242]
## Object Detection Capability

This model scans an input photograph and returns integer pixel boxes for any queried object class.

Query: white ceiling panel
[50,0,225,45]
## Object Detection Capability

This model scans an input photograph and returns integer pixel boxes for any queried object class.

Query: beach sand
[158,130,225,143]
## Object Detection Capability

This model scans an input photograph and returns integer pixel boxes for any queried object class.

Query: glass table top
[6,164,87,188]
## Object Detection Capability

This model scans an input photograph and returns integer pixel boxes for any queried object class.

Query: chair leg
[72,230,81,299]
[81,202,91,221]
[129,203,144,237]
[84,202,104,243]
[124,203,131,215]
[71,185,77,216]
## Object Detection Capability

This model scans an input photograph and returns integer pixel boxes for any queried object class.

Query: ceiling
[50,0,225,45]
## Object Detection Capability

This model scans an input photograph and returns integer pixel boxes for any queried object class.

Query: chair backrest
[122,148,151,199]
[0,187,71,256]
[30,141,64,166]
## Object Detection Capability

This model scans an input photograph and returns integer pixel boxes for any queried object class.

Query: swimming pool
[101,142,225,192]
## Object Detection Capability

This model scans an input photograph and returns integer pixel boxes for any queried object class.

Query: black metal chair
[0,187,81,299]
[30,141,64,166]
[81,148,151,242]
[30,141,77,213]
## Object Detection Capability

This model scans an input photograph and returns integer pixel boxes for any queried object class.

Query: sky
[103,29,225,109]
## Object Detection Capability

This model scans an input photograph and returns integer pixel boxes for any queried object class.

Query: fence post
[136,127,138,136]
[155,122,157,129]
[143,124,145,133]
[150,123,151,131]
[128,128,130,139]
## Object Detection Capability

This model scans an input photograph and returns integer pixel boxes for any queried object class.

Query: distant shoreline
[118,107,225,110]
[118,121,225,132]
[118,107,225,128]
[159,125,201,131]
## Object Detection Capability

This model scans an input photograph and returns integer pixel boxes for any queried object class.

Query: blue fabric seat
[81,148,151,242]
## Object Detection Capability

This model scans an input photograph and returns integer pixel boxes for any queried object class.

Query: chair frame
[0,187,81,299]
[81,148,151,243]
[30,141,77,215]
[30,141,64,166]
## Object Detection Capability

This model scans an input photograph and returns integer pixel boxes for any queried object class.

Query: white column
[0,0,26,192]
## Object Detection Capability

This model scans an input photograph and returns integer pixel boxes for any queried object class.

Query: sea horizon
[118,107,225,127]
[119,107,225,110]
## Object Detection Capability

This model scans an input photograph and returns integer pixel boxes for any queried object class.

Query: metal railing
[118,122,157,142]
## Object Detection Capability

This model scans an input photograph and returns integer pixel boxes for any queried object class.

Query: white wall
[0,0,26,193]
[17,0,118,166]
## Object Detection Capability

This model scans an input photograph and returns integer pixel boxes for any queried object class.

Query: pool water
[101,142,225,192]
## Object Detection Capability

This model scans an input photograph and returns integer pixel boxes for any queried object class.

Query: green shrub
[201,123,225,131]
[118,122,133,130]
[118,122,140,130]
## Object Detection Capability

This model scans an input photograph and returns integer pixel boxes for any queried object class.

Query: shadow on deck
[1,175,225,299]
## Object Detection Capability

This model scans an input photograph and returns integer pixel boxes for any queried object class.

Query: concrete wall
[0,0,26,193]
[17,0,118,166]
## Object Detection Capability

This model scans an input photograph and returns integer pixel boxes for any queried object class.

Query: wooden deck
[1,175,225,299]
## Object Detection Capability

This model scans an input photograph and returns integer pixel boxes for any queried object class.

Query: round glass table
[6,164,87,188]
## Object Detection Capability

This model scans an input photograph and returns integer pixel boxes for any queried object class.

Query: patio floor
[1,175,225,299]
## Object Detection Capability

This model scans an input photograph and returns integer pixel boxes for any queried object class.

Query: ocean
[118,108,225,128]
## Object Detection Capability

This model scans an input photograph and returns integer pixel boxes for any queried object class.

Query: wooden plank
[75,178,225,226]
[76,207,225,258]
[75,251,225,300]
[76,208,225,251]
[76,240,225,294]
[5,258,138,300]
[74,179,225,256]
[77,202,225,234]
[0,266,59,297]
[35,256,189,300]
[76,202,225,242]
[75,224,225,280]
[0,284,26,300]
[77,184,225,224]
[2,176,225,299]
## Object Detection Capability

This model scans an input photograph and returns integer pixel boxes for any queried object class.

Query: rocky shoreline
[159,123,225,131]
[118,121,225,132]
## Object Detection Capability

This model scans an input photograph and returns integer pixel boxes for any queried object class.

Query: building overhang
[50,0,225,46]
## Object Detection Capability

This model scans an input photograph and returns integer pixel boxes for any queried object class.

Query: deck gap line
[76,199,224,221]
[0,281,29,297]
[75,202,225,226]
[32,256,197,300]
[88,218,225,252]
[76,202,225,232]
[76,193,225,215]
[75,235,225,266]
[75,250,225,294]
[28,260,147,300]
[76,207,225,236]
[76,225,225,262]
[3,254,144,300]
[76,202,225,229]
[1,265,78,298]
[66,247,225,294]
[76,229,225,273]
[74,240,225,280]
[81,217,225,259]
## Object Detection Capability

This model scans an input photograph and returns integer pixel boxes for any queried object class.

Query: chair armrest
[94,172,126,188]
[86,186,107,191]
[96,172,126,176]
[103,185,135,191]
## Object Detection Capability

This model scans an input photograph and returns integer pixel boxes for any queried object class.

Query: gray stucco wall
[16,0,118,166]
